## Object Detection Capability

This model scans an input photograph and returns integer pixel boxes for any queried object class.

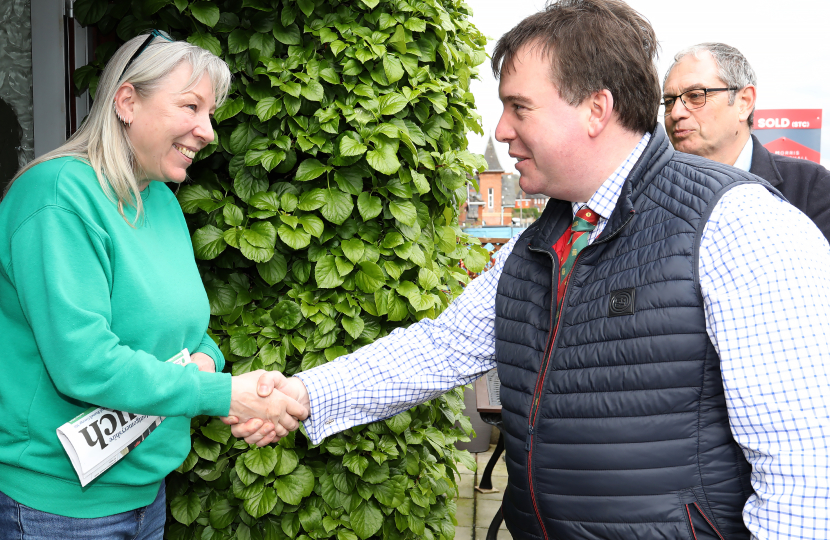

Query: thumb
[257,371,283,397]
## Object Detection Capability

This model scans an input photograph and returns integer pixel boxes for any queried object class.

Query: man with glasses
[663,42,830,240]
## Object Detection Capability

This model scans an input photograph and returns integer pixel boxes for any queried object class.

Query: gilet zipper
[522,209,636,540]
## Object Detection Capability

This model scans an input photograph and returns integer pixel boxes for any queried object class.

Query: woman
[0,31,303,539]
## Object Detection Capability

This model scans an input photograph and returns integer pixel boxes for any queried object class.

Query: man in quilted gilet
[231,1,830,538]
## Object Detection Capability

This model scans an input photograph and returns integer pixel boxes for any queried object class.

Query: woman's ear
[113,83,137,126]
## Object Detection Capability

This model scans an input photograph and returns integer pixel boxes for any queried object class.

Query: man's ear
[736,85,756,124]
[586,89,614,138]
[113,83,137,124]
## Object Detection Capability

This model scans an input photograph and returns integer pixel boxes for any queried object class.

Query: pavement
[454,442,512,540]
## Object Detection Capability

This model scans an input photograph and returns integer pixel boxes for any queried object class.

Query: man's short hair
[491,0,661,135]
[664,43,758,128]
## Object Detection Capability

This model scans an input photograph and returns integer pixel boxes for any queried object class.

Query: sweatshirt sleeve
[9,205,231,418]
[195,331,226,372]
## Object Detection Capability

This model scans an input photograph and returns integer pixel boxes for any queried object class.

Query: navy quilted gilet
[494,127,774,540]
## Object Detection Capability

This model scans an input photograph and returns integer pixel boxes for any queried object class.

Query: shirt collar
[570,132,651,219]
[732,136,754,172]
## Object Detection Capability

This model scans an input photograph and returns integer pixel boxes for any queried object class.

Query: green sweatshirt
[0,157,231,518]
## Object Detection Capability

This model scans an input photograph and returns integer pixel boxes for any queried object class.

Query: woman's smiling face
[125,62,216,188]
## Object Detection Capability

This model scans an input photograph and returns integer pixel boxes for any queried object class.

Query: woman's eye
[187,104,197,111]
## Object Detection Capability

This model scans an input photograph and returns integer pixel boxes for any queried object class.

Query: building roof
[482,136,504,173]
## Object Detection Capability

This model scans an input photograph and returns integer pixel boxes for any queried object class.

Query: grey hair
[664,42,757,128]
[5,32,232,222]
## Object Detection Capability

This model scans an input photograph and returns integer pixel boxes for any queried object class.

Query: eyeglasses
[118,29,174,82]
[661,87,739,116]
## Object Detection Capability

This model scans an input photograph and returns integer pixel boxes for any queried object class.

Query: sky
[465,0,830,170]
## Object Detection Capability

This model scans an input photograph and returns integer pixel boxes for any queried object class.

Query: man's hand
[190,352,216,373]
[223,373,310,446]
[222,371,308,445]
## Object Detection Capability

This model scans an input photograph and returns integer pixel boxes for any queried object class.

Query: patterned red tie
[552,207,600,312]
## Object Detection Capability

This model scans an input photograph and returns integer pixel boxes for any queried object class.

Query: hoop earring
[113,102,131,127]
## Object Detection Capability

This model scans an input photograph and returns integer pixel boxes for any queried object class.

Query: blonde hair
[6,32,231,222]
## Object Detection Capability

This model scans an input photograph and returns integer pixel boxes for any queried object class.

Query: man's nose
[495,110,513,143]
[669,98,691,122]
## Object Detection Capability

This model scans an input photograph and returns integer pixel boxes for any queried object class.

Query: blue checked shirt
[297,133,830,539]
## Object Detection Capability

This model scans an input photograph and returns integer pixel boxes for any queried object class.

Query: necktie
[552,207,600,312]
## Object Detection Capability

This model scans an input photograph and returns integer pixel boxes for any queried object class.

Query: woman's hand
[190,352,216,373]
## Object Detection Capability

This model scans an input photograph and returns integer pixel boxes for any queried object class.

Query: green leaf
[321,188,354,225]
[389,200,417,226]
[274,464,315,505]
[418,268,440,290]
[298,214,324,237]
[357,193,383,220]
[228,28,250,53]
[385,410,411,434]
[231,334,258,356]
[295,159,329,181]
[299,505,323,532]
[339,134,368,157]
[273,22,301,45]
[341,238,365,264]
[315,255,345,289]
[297,0,314,17]
[274,446,299,475]
[245,446,278,475]
[301,80,325,102]
[355,262,385,293]
[373,476,406,507]
[201,418,232,444]
[378,93,408,116]
[244,487,278,518]
[257,252,287,285]
[250,31,276,59]
[298,189,327,211]
[463,245,490,273]
[279,224,311,249]
[189,2,220,27]
[383,55,404,84]
[214,97,244,123]
[272,300,303,329]
[343,452,369,476]
[350,499,383,539]
[366,144,401,175]
[209,498,237,530]
[187,32,222,56]
[223,204,243,226]
[193,225,227,260]
[342,315,364,339]
[256,97,282,121]
[74,0,108,25]
[170,492,201,525]
[362,460,389,484]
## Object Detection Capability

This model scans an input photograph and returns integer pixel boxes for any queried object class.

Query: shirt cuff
[296,361,354,445]
[193,369,232,417]
[194,333,225,372]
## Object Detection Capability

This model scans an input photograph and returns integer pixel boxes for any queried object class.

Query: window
[488,188,494,209]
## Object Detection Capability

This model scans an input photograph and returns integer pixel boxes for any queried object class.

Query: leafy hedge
[74,0,490,538]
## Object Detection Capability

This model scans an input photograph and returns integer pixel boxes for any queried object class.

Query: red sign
[755,109,822,130]
[754,109,822,163]
[762,138,821,163]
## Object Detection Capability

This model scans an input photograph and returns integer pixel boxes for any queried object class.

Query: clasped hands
[222,371,309,446]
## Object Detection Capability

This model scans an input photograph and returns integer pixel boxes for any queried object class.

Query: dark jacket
[494,126,775,540]
[750,134,830,242]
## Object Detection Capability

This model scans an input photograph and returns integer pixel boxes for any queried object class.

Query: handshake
[222,370,310,446]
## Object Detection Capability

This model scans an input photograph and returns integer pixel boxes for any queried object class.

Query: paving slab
[475,527,513,540]
[455,497,474,528]
[453,526,473,540]
[476,475,508,500]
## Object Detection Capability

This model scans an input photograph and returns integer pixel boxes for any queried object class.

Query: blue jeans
[0,481,165,540]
